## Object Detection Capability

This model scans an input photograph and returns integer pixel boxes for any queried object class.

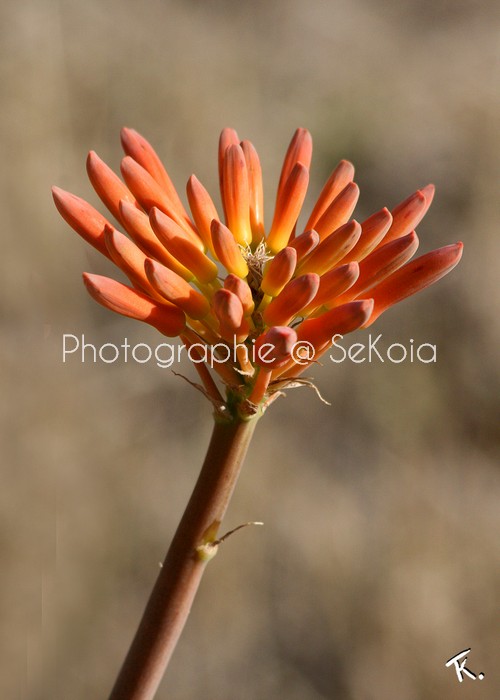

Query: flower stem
[108,411,259,700]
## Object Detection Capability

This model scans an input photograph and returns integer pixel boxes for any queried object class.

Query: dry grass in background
[1,0,499,698]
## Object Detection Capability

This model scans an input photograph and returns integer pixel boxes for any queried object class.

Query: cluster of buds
[53,128,462,414]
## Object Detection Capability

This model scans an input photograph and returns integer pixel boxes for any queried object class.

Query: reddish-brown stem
[108,412,259,700]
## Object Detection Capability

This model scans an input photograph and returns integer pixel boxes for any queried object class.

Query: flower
[53,127,462,411]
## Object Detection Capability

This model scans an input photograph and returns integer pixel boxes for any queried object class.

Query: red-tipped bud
[120,128,188,221]
[382,187,434,245]
[213,289,244,328]
[263,273,320,326]
[86,151,136,223]
[296,299,374,350]
[335,231,420,305]
[119,200,193,281]
[314,182,359,241]
[276,128,312,202]
[144,258,210,320]
[210,220,249,278]
[186,175,220,254]
[342,208,393,263]
[150,208,218,283]
[288,229,320,261]
[82,273,186,337]
[104,226,158,296]
[51,187,112,259]
[212,289,250,342]
[218,128,240,198]
[420,184,435,208]
[301,262,360,315]
[121,156,202,247]
[254,326,298,368]
[224,274,254,315]
[222,144,252,246]
[306,159,355,230]
[267,163,309,253]
[365,242,463,326]
[241,140,265,244]
[261,247,297,297]
[299,221,362,276]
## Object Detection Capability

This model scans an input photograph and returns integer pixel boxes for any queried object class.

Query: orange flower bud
[104,226,159,297]
[210,220,249,278]
[120,127,189,222]
[314,181,360,241]
[261,247,297,297]
[334,231,420,305]
[301,262,360,315]
[83,273,186,337]
[241,140,265,244]
[276,128,312,202]
[296,299,374,350]
[212,289,250,342]
[342,208,393,263]
[86,151,136,224]
[224,274,254,315]
[267,163,309,253]
[119,200,194,281]
[263,273,319,326]
[420,183,435,208]
[254,326,298,368]
[150,208,218,283]
[213,289,244,328]
[365,242,463,326]
[52,187,112,259]
[222,144,252,246]
[186,175,220,254]
[299,220,362,276]
[144,258,210,320]
[288,229,320,261]
[381,187,434,245]
[305,159,355,230]
[121,156,202,247]
[218,127,240,206]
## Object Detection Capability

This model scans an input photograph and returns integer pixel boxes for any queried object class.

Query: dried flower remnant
[52,126,462,414]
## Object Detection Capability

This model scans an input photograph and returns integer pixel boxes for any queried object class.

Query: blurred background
[1,0,499,698]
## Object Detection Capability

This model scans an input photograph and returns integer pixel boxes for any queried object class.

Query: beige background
[1,0,499,698]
